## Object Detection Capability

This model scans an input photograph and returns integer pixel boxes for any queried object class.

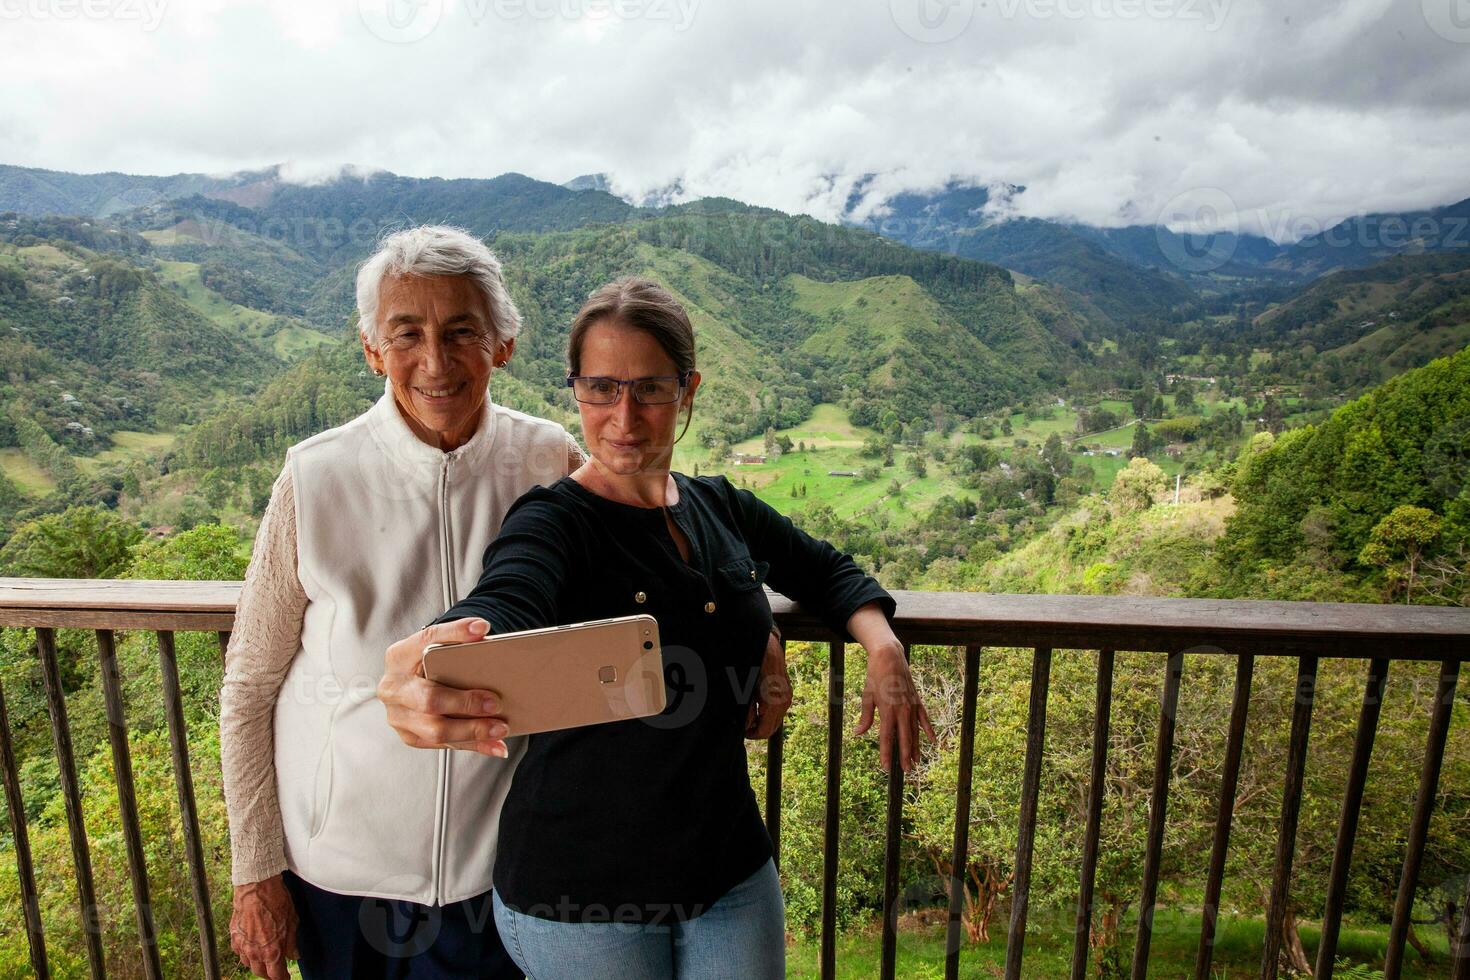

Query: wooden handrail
[3,579,1468,656]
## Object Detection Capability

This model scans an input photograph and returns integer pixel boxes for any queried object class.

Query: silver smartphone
[422,614,665,738]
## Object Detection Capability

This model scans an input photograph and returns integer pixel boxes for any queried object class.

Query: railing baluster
[1071,648,1115,980]
[945,645,983,980]
[96,630,163,980]
[36,627,107,979]
[879,644,911,980]
[1454,870,1470,980]
[765,719,784,872]
[1005,646,1052,980]
[216,630,231,668]
[1131,649,1186,980]
[0,678,49,978]
[157,631,221,980]
[1385,657,1461,980]
[1261,654,1319,980]
[1314,658,1391,980]
[1194,653,1254,980]
[820,641,845,980]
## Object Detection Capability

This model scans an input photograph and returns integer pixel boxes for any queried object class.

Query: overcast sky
[3,0,1468,240]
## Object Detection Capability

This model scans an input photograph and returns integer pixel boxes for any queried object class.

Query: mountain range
[2,160,1469,529]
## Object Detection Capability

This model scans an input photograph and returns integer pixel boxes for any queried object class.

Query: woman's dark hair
[568,276,698,441]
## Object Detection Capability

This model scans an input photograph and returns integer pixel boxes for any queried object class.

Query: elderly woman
[221,225,601,979]
[378,276,934,977]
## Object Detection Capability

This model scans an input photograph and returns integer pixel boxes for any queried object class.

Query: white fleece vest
[276,388,571,904]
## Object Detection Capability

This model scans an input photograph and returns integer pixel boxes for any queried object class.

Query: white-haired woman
[220,225,591,980]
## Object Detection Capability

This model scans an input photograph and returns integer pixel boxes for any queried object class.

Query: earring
[373,368,385,377]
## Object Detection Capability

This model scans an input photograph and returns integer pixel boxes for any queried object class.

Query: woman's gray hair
[355,225,521,346]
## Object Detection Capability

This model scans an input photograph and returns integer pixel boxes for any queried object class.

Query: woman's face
[575,318,699,477]
[362,273,511,451]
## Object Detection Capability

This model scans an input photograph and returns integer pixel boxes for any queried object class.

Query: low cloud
[1,0,1466,241]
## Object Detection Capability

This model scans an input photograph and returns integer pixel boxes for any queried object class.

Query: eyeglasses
[567,373,691,405]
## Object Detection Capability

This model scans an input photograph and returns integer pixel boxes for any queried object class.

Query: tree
[125,523,249,581]
[1131,390,1152,419]
[1359,505,1442,602]
[1129,422,1154,459]
[1000,417,1013,437]
[906,453,928,479]
[1042,433,1068,476]
[0,506,143,578]
[1260,394,1287,434]
[1110,458,1167,516]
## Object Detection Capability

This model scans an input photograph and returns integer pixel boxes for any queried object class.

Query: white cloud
[0,0,1466,240]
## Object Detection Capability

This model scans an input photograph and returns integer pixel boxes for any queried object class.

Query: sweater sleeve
[219,466,309,886]
[434,491,575,634]
[715,477,895,640]
[565,432,586,473]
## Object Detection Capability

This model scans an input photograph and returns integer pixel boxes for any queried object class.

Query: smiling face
[575,318,700,478]
[361,273,512,451]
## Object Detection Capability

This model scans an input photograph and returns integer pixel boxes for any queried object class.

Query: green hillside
[789,273,1022,422]
[0,237,278,442]
[1221,342,1470,602]
[1245,252,1470,388]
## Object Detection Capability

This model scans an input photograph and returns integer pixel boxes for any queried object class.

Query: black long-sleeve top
[435,473,894,923]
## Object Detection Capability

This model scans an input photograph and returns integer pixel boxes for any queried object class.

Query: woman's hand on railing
[846,603,937,773]
[377,618,511,757]
[230,875,297,980]
[745,629,793,739]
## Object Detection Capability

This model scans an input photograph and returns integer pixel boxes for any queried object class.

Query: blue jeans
[492,859,785,979]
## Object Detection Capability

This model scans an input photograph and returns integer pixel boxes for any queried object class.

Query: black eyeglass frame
[565,372,694,405]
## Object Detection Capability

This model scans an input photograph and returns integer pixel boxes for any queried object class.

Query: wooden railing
[1,579,1468,979]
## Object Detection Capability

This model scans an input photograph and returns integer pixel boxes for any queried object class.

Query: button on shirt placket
[658,505,718,619]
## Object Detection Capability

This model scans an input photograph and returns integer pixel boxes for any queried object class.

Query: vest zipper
[432,454,457,906]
